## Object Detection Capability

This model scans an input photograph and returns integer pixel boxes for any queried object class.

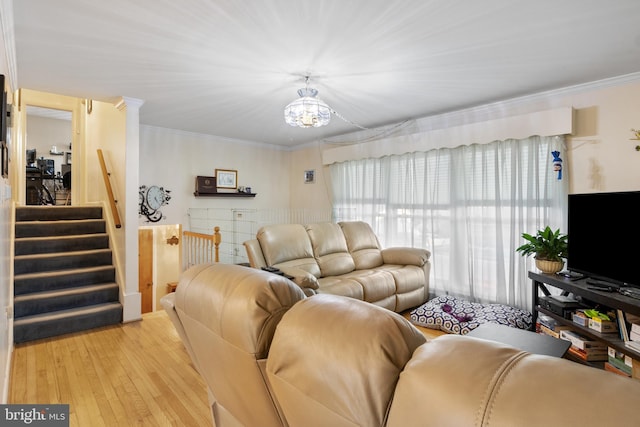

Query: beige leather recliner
[165,264,640,427]
[161,263,305,427]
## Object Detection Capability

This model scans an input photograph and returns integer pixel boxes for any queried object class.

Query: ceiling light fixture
[284,76,331,128]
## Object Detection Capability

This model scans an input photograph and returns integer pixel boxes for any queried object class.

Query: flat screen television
[567,190,640,288]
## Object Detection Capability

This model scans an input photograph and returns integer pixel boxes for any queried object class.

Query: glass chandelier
[284,77,331,128]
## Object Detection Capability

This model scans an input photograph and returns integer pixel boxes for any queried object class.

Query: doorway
[25,106,73,205]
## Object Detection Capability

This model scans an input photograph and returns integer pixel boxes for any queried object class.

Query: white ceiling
[11,0,640,147]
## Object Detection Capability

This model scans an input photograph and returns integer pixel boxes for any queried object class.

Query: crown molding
[415,72,640,131]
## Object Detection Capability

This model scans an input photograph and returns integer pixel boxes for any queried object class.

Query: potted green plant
[516,226,568,273]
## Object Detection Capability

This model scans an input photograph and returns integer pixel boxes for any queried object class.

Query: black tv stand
[530,271,640,369]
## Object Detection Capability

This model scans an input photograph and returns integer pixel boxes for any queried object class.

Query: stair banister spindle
[183,227,222,269]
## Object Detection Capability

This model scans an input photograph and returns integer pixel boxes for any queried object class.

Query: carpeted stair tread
[14,248,112,275]
[14,265,116,295]
[14,302,122,325]
[15,233,109,255]
[14,283,119,318]
[15,219,106,238]
[15,206,103,221]
[15,282,118,304]
[13,303,123,343]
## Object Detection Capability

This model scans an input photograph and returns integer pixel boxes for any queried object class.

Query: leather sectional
[162,263,640,427]
[243,221,430,312]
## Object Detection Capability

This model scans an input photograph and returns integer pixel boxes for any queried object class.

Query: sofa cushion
[316,277,364,300]
[339,221,384,269]
[409,295,532,335]
[387,335,526,427]
[305,222,355,276]
[267,294,426,427]
[376,265,427,311]
[342,270,396,305]
[257,224,321,277]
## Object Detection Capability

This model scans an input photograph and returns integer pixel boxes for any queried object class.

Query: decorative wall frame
[216,169,237,189]
[1,141,7,178]
[304,169,315,184]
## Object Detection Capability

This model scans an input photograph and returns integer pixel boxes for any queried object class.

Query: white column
[118,97,145,322]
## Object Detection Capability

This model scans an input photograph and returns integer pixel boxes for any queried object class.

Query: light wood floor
[8,311,212,427]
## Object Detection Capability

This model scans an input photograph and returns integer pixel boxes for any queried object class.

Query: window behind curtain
[330,135,567,309]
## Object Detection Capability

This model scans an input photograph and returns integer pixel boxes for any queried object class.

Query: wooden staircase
[13,206,122,343]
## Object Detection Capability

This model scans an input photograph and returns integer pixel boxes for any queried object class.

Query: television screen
[567,191,640,287]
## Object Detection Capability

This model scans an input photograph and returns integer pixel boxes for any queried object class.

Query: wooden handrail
[97,149,122,228]
[183,226,221,269]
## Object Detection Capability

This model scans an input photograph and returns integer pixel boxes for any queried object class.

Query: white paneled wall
[187,208,334,264]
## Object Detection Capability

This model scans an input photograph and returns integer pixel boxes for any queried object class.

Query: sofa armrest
[243,239,267,268]
[278,267,320,291]
[381,247,430,266]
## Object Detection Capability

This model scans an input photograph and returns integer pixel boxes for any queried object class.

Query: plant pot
[535,258,564,274]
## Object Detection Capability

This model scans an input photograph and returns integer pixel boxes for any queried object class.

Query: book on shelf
[537,314,572,332]
[559,330,607,351]
[616,309,630,342]
[539,324,560,339]
[616,309,640,353]
[567,346,608,362]
[607,347,633,375]
[624,340,640,353]
[604,361,632,377]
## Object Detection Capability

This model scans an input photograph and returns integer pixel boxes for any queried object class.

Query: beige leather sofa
[163,263,640,427]
[243,221,430,312]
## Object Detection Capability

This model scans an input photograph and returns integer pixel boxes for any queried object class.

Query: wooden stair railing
[97,149,122,228]
[183,226,221,270]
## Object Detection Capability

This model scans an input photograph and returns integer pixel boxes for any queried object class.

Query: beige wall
[139,125,292,226]
[288,142,333,210]
[565,82,640,193]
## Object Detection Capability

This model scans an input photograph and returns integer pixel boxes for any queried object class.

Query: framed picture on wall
[304,169,315,184]
[215,169,237,189]
[1,141,7,178]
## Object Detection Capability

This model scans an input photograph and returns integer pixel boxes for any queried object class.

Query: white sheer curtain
[330,135,568,310]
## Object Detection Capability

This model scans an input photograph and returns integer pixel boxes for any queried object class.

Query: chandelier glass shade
[284,87,331,128]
